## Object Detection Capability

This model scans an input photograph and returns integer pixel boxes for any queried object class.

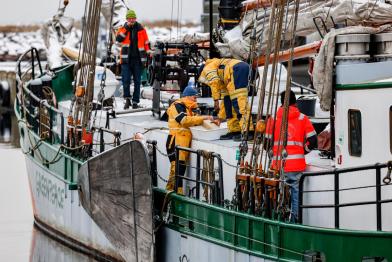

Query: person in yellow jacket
[198,58,254,140]
[216,90,241,140]
[166,85,213,193]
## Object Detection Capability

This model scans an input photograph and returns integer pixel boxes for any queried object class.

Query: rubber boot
[219,131,241,140]
[124,98,131,110]
[177,161,186,195]
[165,161,176,191]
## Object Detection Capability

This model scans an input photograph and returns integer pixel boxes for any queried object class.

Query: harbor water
[0,110,97,261]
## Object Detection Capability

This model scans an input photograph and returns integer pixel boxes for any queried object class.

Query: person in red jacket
[116,10,150,109]
[265,90,317,222]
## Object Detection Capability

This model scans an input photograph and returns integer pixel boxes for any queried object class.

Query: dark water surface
[0,110,97,262]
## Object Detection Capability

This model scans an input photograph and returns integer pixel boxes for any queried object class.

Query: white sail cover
[100,0,128,29]
[313,24,392,111]
[41,0,128,69]
[216,0,392,60]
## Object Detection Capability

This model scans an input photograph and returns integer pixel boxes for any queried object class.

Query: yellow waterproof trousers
[218,95,241,133]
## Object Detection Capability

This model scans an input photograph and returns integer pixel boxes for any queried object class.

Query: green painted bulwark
[51,64,75,102]
[154,189,392,261]
[15,97,84,186]
[336,82,392,90]
[23,130,82,187]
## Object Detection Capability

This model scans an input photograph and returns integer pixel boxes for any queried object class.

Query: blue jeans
[285,172,302,222]
[121,60,142,103]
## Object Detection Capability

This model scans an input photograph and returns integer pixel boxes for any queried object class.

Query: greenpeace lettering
[35,171,65,209]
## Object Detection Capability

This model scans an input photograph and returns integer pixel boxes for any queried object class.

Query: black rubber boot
[219,131,241,140]
[233,131,254,142]
[124,98,131,110]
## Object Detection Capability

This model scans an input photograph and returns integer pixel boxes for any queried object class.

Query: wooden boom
[252,40,322,68]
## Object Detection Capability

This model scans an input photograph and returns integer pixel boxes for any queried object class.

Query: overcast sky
[0,0,203,24]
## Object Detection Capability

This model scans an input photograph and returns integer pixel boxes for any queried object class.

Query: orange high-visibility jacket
[265,106,316,172]
[116,22,150,65]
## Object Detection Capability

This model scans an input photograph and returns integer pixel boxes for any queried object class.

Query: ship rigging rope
[156,172,169,183]
[25,129,63,165]
[248,7,267,167]
[154,190,175,232]
[273,0,301,175]
[169,0,182,41]
[239,0,287,173]
[232,0,302,216]
[67,0,89,118]
[17,118,60,163]
[168,213,314,259]
[170,0,174,40]
[92,0,116,134]
[238,3,264,149]
[177,0,180,40]
[19,117,85,163]
[303,182,392,193]
[201,150,214,202]
[148,142,238,169]
[259,0,293,174]
[246,0,301,176]
[69,0,102,133]
[249,0,281,171]
[266,1,288,173]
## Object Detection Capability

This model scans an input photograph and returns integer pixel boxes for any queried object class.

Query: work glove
[211,117,222,127]
[203,115,214,121]
[214,100,220,113]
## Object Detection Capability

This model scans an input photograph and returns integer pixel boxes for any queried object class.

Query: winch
[147,41,208,117]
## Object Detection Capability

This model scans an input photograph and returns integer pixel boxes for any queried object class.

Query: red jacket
[116,22,150,65]
[265,106,316,172]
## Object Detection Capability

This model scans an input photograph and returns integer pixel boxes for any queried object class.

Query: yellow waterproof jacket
[167,97,204,134]
[198,58,242,100]
[167,97,204,160]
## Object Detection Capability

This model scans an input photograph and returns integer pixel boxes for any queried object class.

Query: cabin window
[348,109,362,157]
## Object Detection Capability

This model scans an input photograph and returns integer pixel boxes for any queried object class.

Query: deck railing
[15,47,65,145]
[299,162,392,230]
[174,146,224,206]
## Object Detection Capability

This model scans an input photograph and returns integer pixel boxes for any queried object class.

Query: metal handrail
[174,146,224,206]
[299,162,389,230]
[98,127,121,153]
[16,47,43,83]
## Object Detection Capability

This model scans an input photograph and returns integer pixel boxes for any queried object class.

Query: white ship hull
[24,154,123,261]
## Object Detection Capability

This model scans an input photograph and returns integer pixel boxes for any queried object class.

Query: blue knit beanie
[182,85,199,97]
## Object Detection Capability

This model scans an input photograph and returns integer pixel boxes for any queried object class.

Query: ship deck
[59,97,333,200]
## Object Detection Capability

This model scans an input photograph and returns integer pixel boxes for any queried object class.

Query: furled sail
[216,0,392,59]
[41,0,128,68]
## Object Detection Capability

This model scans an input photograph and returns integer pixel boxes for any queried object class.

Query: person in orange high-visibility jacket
[265,90,317,222]
[116,9,150,109]
[265,91,317,222]
[166,85,213,194]
[198,58,254,140]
